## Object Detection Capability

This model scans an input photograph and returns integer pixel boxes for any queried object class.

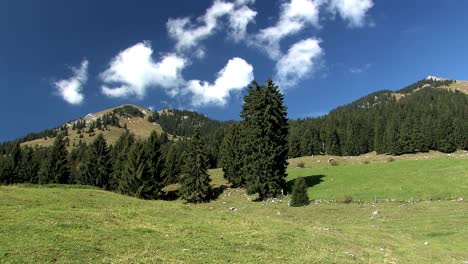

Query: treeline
[0,80,290,202]
[150,109,229,168]
[0,130,214,202]
[289,87,468,157]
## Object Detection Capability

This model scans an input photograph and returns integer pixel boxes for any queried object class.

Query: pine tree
[290,177,309,207]
[162,142,182,185]
[179,128,212,203]
[111,131,135,192]
[18,146,38,183]
[80,134,112,189]
[241,79,288,200]
[142,130,164,199]
[38,135,69,184]
[219,123,244,187]
[121,140,148,197]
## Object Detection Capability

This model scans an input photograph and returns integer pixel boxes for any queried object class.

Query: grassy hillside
[287,158,468,201]
[1,157,467,263]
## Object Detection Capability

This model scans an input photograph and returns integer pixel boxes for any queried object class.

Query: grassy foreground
[0,157,467,263]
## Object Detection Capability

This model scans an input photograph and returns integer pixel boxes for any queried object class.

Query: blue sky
[1,0,467,142]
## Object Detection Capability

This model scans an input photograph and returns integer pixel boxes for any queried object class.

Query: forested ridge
[1,78,467,187]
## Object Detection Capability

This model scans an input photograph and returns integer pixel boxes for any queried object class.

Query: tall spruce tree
[120,140,152,198]
[240,79,288,200]
[179,128,212,203]
[143,131,164,199]
[162,141,183,185]
[81,134,112,189]
[111,131,135,192]
[219,123,244,187]
[39,134,69,184]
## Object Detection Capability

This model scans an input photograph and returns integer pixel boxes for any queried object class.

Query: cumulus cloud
[228,6,257,42]
[323,0,374,27]
[100,42,187,99]
[275,38,323,88]
[54,59,88,105]
[167,0,256,54]
[255,0,320,59]
[187,57,254,106]
[166,1,235,52]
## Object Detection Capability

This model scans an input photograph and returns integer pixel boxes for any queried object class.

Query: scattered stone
[323,227,330,231]
[372,210,380,216]
[457,197,464,202]
[276,211,281,216]
[424,241,429,246]
[228,207,237,212]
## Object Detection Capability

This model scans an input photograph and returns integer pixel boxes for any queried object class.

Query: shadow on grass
[287,175,325,193]
[160,185,228,201]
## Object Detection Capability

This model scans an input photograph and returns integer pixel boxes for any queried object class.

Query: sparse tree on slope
[179,128,211,203]
[290,177,310,207]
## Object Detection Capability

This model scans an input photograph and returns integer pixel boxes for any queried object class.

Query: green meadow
[0,157,467,263]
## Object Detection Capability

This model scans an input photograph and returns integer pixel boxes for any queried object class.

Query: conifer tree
[241,79,288,200]
[18,146,38,183]
[120,140,150,198]
[290,177,309,207]
[111,131,135,192]
[39,135,69,184]
[179,128,212,203]
[162,142,182,185]
[219,123,244,187]
[80,134,112,189]
[143,130,164,198]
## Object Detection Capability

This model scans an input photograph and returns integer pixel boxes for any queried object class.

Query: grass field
[0,157,467,263]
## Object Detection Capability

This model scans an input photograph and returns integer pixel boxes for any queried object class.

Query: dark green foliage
[120,141,151,198]
[17,146,39,183]
[288,81,468,157]
[162,141,184,185]
[219,123,244,187]
[39,134,69,184]
[154,109,228,168]
[241,79,288,200]
[143,131,164,199]
[79,134,112,189]
[179,129,212,203]
[113,105,144,118]
[290,177,309,207]
[111,131,135,192]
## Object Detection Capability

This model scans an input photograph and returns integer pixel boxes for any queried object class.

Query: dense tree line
[0,130,213,202]
[289,84,468,157]
[150,108,229,168]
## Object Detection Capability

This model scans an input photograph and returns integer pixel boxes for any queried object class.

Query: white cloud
[54,59,88,105]
[187,57,254,106]
[100,42,187,99]
[255,0,320,59]
[166,1,235,52]
[349,63,371,74]
[324,0,374,27]
[275,38,323,88]
[228,5,257,42]
[167,0,256,54]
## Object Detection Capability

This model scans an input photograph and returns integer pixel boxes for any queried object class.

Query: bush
[343,195,353,204]
[296,161,305,168]
[387,157,395,162]
[290,177,310,207]
[362,160,370,165]
[329,159,338,166]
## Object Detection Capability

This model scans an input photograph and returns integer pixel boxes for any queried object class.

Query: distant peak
[425,75,448,81]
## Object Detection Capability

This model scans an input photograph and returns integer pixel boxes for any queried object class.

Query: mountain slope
[21,104,164,149]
